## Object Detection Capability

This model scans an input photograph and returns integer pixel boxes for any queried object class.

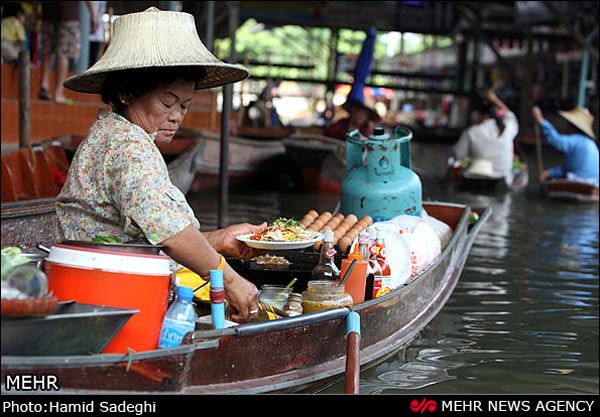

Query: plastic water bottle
[158,285,197,349]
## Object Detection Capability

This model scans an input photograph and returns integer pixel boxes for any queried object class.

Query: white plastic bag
[373,214,442,288]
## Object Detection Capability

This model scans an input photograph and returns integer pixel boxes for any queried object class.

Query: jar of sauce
[301,280,353,313]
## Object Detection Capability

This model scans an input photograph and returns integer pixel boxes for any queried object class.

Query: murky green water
[187,142,599,395]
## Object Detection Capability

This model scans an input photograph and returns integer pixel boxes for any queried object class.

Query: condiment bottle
[311,229,340,281]
[359,231,375,300]
[301,280,353,313]
[339,241,368,304]
[373,225,392,298]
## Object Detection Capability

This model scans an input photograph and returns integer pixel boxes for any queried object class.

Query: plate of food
[236,217,323,250]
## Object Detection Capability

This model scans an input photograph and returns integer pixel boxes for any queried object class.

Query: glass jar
[283,292,303,316]
[258,284,293,312]
[301,280,353,313]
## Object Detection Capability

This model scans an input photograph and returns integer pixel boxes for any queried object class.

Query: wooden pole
[18,50,31,149]
[344,311,361,394]
[535,123,544,183]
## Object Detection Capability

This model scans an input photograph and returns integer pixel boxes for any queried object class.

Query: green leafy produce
[92,236,123,243]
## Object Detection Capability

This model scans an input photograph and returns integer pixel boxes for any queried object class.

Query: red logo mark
[410,398,437,414]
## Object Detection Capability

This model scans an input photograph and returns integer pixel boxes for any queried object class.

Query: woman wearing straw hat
[532,105,599,187]
[55,7,266,321]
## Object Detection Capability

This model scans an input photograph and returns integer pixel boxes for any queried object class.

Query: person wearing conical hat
[532,105,599,187]
[324,90,382,140]
[56,7,266,323]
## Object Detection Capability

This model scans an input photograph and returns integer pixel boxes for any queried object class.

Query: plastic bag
[1,247,30,281]
[373,214,442,288]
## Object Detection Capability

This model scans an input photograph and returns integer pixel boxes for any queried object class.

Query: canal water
[187,141,599,395]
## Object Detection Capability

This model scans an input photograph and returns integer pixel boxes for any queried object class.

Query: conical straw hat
[64,7,249,94]
[558,107,596,140]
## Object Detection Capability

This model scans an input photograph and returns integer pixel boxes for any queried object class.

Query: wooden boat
[0,202,490,394]
[235,125,295,140]
[448,158,530,195]
[282,133,346,193]
[176,127,287,192]
[1,133,203,204]
[541,179,599,202]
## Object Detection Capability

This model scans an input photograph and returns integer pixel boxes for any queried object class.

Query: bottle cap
[177,285,194,301]
[347,242,363,261]
[323,229,334,243]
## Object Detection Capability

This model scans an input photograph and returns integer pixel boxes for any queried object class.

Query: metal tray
[228,250,344,293]
[1,301,139,356]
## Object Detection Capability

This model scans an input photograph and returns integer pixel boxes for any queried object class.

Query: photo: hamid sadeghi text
[3,400,157,415]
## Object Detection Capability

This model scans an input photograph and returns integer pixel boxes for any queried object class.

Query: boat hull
[541,179,599,202]
[1,202,490,394]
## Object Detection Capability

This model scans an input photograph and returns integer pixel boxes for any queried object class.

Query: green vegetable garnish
[92,236,123,243]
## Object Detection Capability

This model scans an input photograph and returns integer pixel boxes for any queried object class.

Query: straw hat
[463,159,502,178]
[558,107,596,140]
[64,7,249,94]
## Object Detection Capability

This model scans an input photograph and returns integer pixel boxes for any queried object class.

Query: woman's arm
[161,224,259,321]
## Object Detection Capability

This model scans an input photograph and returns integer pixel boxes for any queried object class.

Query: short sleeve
[105,133,199,245]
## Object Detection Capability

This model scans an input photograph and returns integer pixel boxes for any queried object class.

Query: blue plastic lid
[177,285,194,301]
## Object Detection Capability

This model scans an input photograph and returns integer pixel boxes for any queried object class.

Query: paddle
[535,123,544,182]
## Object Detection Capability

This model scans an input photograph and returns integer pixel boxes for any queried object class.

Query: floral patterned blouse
[56,110,200,244]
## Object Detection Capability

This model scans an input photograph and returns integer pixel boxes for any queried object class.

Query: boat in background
[1,133,203,204]
[541,179,599,202]
[447,157,530,195]
[282,133,345,194]
[176,127,287,192]
[1,202,490,394]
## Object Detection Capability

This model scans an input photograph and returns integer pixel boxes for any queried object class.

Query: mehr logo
[410,397,437,414]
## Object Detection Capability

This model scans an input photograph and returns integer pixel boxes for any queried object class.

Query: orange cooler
[45,243,172,353]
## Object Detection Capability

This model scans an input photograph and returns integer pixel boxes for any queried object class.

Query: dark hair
[101,66,207,114]
[2,2,24,18]
[471,95,505,134]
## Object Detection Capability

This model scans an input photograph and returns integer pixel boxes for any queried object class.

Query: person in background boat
[532,105,599,187]
[1,2,26,65]
[242,78,284,128]
[38,1,96,104]
[451,88,519,186]
[55,7,265,322]
[324,96,382,141]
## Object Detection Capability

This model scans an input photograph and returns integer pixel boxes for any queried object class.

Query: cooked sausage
[300,210,319,228]
[321,214,343,232]
[307,211,332,231]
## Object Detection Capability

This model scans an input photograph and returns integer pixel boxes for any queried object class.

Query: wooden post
[344,311,361,394]
[18,50,30,149]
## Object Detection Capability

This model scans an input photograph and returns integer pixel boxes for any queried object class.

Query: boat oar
[344,311,361,394]
[535,123,544,182]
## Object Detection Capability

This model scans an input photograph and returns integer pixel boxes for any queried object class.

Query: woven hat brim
[558,108,596,140]
[64,63,249,93]
[63,7,249,94]
[341,99,381,121]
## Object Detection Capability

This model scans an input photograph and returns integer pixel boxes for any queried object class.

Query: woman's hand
[538,169,551,183]
[223,267,260,322]
[532,106,544,124]
[204,222,268,260]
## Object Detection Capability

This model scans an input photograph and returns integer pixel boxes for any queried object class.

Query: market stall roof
[105,2,597,59]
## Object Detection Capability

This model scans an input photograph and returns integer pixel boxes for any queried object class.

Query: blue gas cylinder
[340,125,422,222]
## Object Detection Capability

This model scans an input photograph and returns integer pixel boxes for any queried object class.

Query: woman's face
[123,79,194,143]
